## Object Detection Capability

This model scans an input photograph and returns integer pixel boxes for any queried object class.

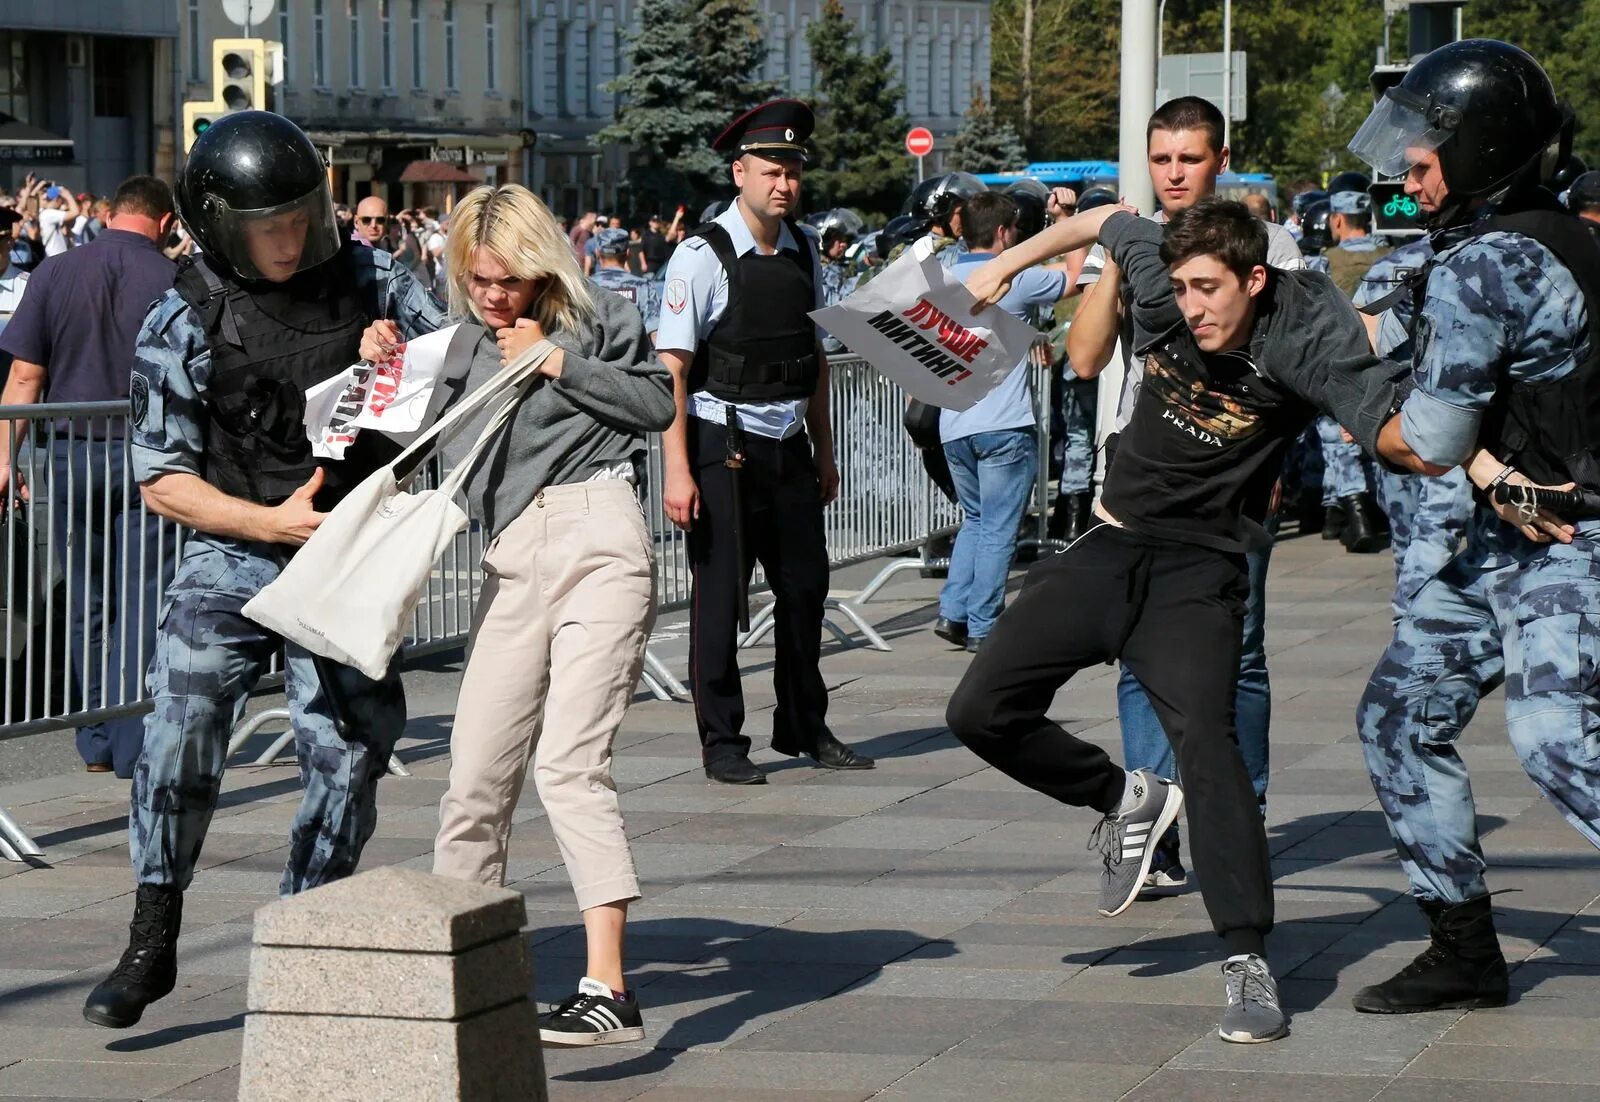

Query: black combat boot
[1062,493,1094,543]
[1339,493,1387,553]
[83,884,183,1028]
[1352,895,1509,1014]
[1321,503,1347,540]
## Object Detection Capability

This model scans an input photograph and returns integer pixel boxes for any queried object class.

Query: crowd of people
[0,31,1597,1066]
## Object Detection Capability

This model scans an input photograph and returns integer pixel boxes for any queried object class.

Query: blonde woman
[361,184,673,1045]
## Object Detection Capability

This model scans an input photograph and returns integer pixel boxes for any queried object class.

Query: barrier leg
[850,558,925,605]
[230,707,409,776]
[0,802,43,863]
[823,599,892,652]
[736,604,778,650]
[641,648,689,702]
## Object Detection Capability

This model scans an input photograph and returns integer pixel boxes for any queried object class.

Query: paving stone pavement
[2,535,1599,1100]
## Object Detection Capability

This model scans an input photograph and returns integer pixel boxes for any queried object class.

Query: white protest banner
[811,250,1039,411]
[303,323,461,458]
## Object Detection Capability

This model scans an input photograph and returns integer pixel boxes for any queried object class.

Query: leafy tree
[991,0,1119,160]
[601,0,777,211]
[805,0,912,217]
[948,92,1029,173]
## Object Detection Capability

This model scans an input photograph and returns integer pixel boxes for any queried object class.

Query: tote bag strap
[436,370,539,498]
[385,338,555,480]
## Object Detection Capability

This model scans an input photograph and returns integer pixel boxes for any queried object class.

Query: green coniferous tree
[805,0,913,217]
[948,92,1030,174]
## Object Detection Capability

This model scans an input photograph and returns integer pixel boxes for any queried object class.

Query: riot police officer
[589,226,661,339]
[82,112,448,1029]
[657,99,874,784]
[809,208,864,306]
[1353,40,1600,1015]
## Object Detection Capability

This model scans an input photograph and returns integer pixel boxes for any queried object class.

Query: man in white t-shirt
[37,186,81,257]
[1065,96,1302,898]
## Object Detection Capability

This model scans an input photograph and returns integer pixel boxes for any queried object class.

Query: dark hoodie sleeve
[550,289,676,432]
[1097,211,1185,348]
[1263,272,1411,458]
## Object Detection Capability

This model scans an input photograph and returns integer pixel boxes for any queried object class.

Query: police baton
[724,404,750,632]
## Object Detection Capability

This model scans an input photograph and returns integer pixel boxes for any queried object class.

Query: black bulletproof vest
[174,245,396,509]
[1474,208,1600,491]
[688,221,819,402]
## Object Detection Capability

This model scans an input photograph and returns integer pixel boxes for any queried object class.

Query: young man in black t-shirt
[951,197,1407,1044]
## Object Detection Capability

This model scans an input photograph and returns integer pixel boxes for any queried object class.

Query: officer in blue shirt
[589,227,660,339]
[81,112,447,1031]
[656,99,874,785]
[1353,40,1600,1015]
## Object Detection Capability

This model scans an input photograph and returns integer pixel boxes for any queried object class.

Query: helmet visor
[201,184,342,281]
[1348,91,1454,179]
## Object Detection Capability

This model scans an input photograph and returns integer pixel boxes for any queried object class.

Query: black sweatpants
[946,524,1273,947]
[688,419,830,764]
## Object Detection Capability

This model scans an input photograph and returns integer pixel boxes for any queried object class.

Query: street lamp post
[1222,0,1233,149]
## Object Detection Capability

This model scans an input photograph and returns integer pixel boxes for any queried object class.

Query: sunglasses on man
[357,215,390,225]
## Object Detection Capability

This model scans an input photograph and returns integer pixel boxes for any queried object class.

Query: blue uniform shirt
[589,265,661,334]
[129,249,448,484]
[655,199,825,441]
[1400,229,1590,470]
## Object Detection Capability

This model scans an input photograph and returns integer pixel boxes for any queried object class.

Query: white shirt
[655,198,825,441]
[39,209,70,257]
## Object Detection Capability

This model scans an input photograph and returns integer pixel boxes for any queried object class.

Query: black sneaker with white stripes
[538,977,645,1047]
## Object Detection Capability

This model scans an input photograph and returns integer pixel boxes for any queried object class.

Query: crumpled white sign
[811,249,1040,411]
[304,323,461,458]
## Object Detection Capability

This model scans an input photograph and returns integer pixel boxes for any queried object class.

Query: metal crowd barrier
[0,354,1062,862]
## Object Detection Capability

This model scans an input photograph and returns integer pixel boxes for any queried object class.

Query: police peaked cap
[714,100,813,163]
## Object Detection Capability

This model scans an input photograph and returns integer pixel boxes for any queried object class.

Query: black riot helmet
[1076,186,1119,214]
[1349,40,1568,212]
[1298,199,1332,255]
[808,208,866,249]
[907,172,987,230]
[876,214,924,261]
[1549,152,1589,194]
[175,111,341,282]
[1290,189,1327,220]
[1003,179,1051,242]
[1327,170,1371,197]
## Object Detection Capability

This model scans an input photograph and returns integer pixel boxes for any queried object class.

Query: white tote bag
[242,339,554,680]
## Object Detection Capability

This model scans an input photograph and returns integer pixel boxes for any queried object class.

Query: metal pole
[1118,0,1157,217]
[1157,0,1169,67]
[1222,0,1233,151]
[917,153,925,183]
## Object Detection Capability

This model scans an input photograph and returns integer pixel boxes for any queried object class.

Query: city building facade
[0,1,178,196]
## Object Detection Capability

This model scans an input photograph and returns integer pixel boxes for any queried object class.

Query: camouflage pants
[1316,415,1371,504]
[1357,526,1600,902]
[130,534,405,895]
[1376,466,1474,620]
[1057,375,1097,497]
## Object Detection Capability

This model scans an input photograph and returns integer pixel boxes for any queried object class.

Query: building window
[92,38,132,117]
[187,0,201,81]
[278,6,292,81]
[444,1,457,91]
[348,0,363,88]
[379,0,393,89]
[485,3,497,92]
[0,34,30,122]
[410,0,424,89]
[313,0,328,87]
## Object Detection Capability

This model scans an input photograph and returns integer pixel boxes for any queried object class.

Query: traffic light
[181,38,276,153]
[1369,182,1426,238]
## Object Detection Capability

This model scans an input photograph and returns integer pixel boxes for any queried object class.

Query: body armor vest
[1325,242,1393,299]
[688,221,819,402]
[174,244,395,509]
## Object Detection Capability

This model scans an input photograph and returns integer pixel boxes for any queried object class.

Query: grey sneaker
[1219,954,1288,1043]
[1090,770,1184,918]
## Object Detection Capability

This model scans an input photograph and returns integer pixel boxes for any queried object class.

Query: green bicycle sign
[1383,193,1421,219]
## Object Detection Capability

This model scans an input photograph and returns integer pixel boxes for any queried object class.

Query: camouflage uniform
[862,231,966,284]
[817,257,854,307]
[1354,238,1473,618]
[1313,237,1385,505]
[127,250,445,895]
[589,266,661,334]
[1357,223,1600,904]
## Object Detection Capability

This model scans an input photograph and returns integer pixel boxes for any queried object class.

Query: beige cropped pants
[433,480,654,910]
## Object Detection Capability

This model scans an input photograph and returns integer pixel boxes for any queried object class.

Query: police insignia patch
[1412,314,1434,367]
[129,373,150,427]
[666,278,688,315]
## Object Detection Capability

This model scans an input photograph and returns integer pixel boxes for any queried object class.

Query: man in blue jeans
[935,191,1076,652]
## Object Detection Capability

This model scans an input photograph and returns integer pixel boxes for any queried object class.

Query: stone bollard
[238,867,548,1102]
